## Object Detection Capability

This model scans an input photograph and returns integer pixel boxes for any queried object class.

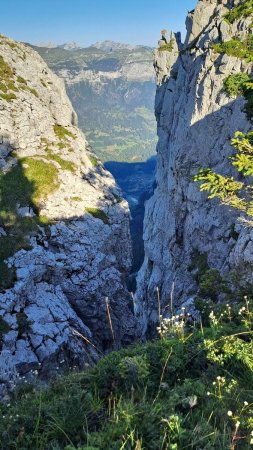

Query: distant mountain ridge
[35,40,153,52]
[90,40,153,52]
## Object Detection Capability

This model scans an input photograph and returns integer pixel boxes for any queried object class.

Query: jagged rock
[0,35,136,393]
[136,0,253,334]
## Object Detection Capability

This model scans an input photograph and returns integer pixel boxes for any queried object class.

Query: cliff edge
[136,0,253,333]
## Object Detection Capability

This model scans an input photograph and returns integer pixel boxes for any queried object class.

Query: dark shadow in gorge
[104,157,156,280]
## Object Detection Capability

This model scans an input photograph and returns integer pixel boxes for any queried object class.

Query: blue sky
[1,0,197,47]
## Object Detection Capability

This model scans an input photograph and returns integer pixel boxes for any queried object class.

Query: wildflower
[207,392,211,396]
[244,401,249,406]
[227,411,233,417]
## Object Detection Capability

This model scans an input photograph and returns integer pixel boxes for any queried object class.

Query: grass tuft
[86,208,109,224]
[88,155,99,166]
[54,124,76,141]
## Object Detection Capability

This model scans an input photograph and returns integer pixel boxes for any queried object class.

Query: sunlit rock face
[135,0,253,335]
[0,35,136,398]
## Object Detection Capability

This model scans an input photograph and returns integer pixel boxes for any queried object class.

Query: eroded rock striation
[136,0,253,334]
[0,35,136,398]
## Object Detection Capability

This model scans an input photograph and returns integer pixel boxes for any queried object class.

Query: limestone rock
[0,35,136,394]
[136,1,253,334]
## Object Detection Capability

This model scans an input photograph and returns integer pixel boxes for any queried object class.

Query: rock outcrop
[0,35,136,398]
[136,0,253,334]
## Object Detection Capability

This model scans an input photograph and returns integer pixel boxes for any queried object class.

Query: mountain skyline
[1,0,197,48]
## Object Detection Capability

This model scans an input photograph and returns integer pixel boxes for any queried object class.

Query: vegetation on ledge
[223,73,253,119]
[0,299,252,449]
[158,40,175,52]
[212,36,253,63]
[0,157,58,291]
[86,207,109,224]
[54,124,76,141]
[194,131,253,216]
[88,154,99,166]
[224,0,253,24]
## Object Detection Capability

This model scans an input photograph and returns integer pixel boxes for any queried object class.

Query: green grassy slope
[0,299,252,450]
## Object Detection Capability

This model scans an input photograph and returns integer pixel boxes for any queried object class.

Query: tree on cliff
[194,131,253,217]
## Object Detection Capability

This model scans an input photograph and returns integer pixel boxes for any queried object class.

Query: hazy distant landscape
[34,42,157,164]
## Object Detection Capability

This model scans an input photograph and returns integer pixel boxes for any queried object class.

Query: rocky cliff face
[0,35,136,398]
[136,0,253,333]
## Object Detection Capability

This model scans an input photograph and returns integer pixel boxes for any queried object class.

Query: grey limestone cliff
[135,0,253,333]
[0,35,136,398]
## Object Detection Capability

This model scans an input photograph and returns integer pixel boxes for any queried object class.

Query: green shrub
[199,268,228,301]
[158,39,175,52]
[223,73,252,96]
[212,37,253,62]
[223,73,253,119]
[194,131,253,216]
[224,0,253,24]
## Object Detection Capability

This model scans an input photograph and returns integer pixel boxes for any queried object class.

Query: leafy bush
[223,73,253,118]
[194,131,253,216]
[224,0,253,24]
[212,37,253,62]
[223,73,252,96]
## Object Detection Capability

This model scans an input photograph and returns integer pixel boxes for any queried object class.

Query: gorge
[0,0,253,447]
